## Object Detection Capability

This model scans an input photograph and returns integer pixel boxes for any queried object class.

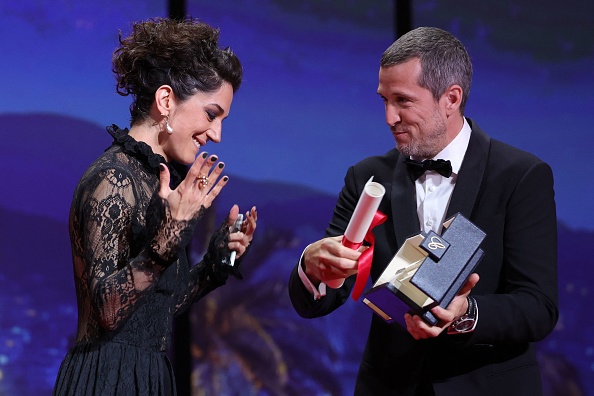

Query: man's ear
[155,85,173,115]
[444,84,462,116]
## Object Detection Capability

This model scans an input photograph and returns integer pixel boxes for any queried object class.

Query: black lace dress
[53,126,240,396]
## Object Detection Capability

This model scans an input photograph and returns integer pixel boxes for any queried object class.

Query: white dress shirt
[415,118,472,234]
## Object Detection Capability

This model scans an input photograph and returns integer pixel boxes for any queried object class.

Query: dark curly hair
[112,18,243,124]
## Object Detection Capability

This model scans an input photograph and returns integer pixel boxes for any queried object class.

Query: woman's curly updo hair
[112,18,242,125]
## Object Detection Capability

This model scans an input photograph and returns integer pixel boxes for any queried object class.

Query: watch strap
[447,296,478,334]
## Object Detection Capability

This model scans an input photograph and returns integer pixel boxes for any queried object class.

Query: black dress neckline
[107,124,184,187]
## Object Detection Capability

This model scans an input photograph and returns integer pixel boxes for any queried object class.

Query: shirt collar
[432,117,472,175]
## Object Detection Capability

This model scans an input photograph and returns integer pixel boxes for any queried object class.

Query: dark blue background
[0,0,592,394]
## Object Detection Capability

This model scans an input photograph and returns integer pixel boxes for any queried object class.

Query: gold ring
[197,175,209,190]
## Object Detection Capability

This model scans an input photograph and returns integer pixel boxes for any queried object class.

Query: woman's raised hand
[158,152,228,221]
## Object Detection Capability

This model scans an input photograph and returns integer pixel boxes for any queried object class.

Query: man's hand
[404,273,480,340]
[302,236,367,287]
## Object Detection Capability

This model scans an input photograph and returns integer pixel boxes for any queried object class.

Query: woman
[53,18,257,395]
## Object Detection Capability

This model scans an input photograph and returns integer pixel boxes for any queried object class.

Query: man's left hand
[404,273,480,340]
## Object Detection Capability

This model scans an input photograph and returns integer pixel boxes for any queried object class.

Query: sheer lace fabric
[54,126,239,396]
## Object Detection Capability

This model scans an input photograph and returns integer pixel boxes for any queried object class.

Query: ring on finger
[197,175,209,190]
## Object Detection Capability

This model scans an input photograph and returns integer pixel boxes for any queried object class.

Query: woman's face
[164,82,234,164]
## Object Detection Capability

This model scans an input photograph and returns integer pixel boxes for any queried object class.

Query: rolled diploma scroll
[326,177,386,288]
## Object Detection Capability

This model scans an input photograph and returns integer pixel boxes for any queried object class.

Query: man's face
[377,58,448,158]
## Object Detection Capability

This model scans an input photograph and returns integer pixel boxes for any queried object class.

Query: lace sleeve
[174,218,247,314]
[80,167,198,331]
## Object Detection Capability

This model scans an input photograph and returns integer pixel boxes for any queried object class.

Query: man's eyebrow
[378,89,412,98]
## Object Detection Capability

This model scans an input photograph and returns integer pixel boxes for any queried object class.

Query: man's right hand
[302,235,367,287]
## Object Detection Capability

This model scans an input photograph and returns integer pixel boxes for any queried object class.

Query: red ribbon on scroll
[344,210,387,301]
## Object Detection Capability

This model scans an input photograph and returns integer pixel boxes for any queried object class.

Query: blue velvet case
[362,213,485,326]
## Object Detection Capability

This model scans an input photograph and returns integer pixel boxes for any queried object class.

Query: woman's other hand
[227,204,257,259]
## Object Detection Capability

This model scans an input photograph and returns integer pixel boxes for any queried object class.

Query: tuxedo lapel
[446,120,490,219]
[391,154,420,247]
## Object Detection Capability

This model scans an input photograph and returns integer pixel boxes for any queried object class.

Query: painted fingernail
[210,155,218,162]
[218,163,225,169]
[159,163,166,172]
[202,152,208,159]
[223,176,229,182]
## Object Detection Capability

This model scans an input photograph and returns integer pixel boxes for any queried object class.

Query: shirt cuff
[297,245,327,300]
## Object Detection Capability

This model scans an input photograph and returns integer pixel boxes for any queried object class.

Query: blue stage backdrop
[0,0,593,395]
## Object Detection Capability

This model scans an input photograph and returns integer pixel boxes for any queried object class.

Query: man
[288,27,558,395]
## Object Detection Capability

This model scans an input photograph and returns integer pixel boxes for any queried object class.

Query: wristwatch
[448,296,477,334]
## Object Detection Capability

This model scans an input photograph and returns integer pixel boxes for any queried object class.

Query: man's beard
[396,109,448,159]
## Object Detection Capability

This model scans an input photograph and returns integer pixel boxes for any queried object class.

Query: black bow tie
[404,158,452,181]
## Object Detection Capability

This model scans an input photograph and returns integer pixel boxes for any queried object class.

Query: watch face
[454,318,475,332]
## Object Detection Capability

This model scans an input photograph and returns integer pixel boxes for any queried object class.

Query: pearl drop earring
[161,114,173,134]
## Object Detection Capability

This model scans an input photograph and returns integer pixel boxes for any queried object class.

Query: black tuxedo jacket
[289,119,558,395]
